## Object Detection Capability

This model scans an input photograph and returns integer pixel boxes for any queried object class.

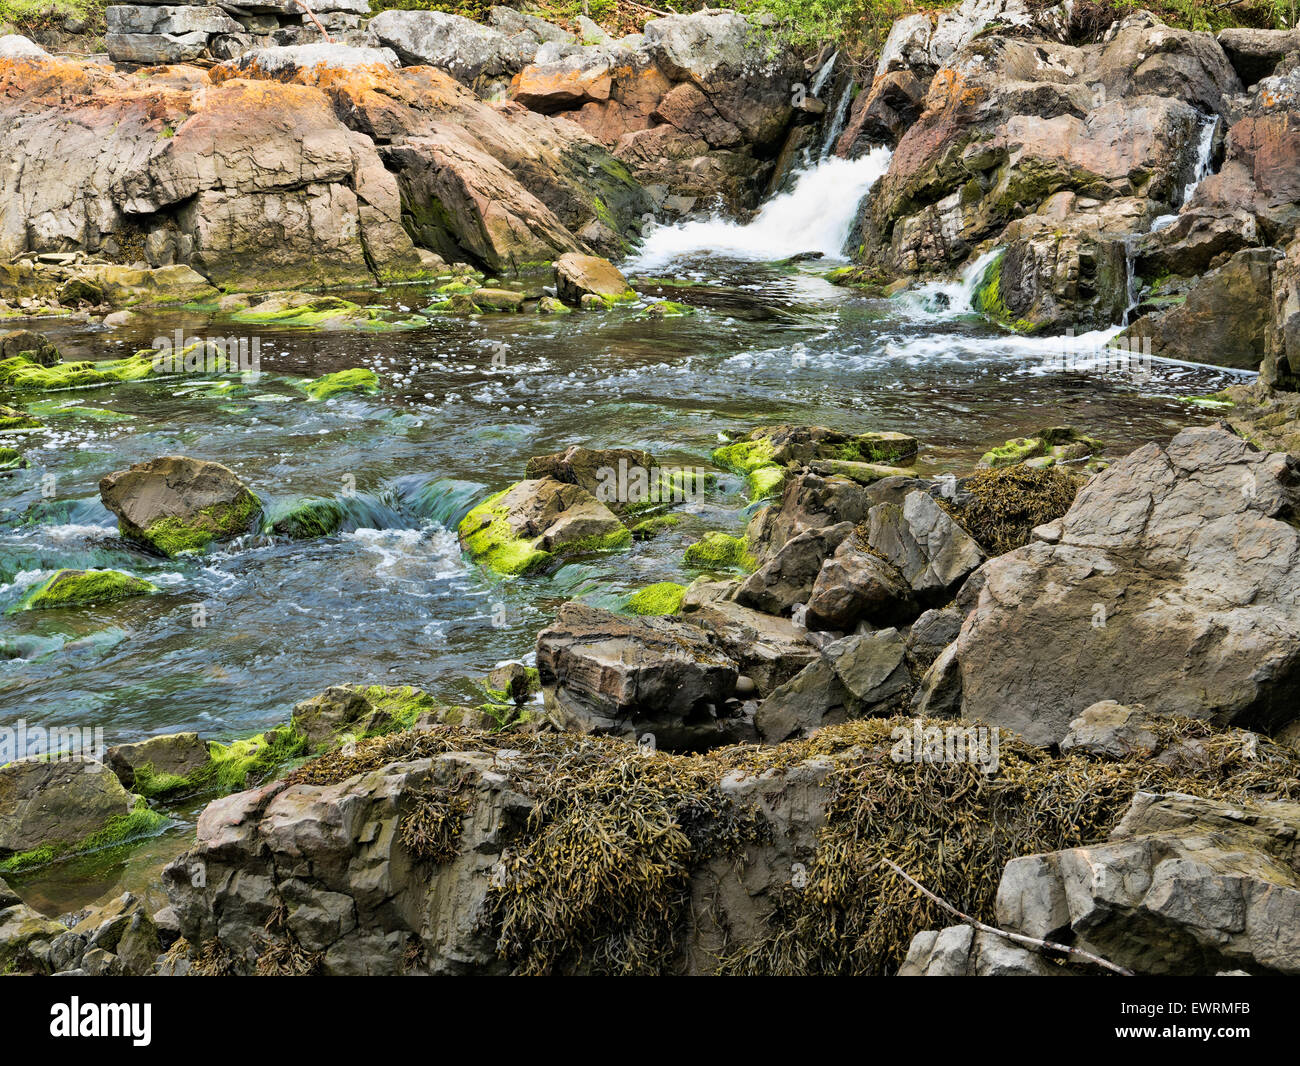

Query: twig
[295,0,334,44]
[620,0,675,15]
[879,856,1135,976]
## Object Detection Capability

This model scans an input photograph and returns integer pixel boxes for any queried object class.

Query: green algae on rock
[0,446,25,472]
[264,496,347,538]
[299,367,381,401]
[0,404,40,431]
[0,350,163,391]
[684,532,757,572]
[626,582,686,616]
[99,456,262,557]
[12,569,159,611]
[458,478,632,577]
[229,294,423,331]
[0,799,169,876]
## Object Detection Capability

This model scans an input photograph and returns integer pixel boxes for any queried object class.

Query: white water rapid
[627,147,893,271]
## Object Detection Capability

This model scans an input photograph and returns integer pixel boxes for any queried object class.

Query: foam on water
[627,147,893,271]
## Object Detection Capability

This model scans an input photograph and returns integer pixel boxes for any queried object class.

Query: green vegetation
[458,488,554,576]
[0,798,167,875]
[979,435,1046,468]
[684,531,757,572]
[127,493,262,557]
[0,446,24,471]
[0,351,160,391]
[265,496,347,538]
[203,726,310,793]
[11,568,158,611]
[0,0,107,39]
[626,581,686,616]
[299,368,381,401]
[630,513,681,539]
[0,404,40,431]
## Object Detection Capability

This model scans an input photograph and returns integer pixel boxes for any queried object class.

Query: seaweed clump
[952,465,1081,555]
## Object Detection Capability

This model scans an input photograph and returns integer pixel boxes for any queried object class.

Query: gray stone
[735,522,853,616]
[106,5,242,36]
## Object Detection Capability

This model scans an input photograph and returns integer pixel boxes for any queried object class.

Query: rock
[805,529,918,630]
[366,10,527,83]
[457,477,629,575]
[471,287,524,311]
[99,456,261,557]
[553,252,634,307]
[510,52,615,112]
[899,924,1062,976]
[105,732,210,792]
[107,5,242,36]
[486,662,536,704]
[489,7,573,47]
[0,34,48,58]
[910,641,963,718]
[291,687,393,751]
[0,329,60,364]
[756,628,910,742]
[523,445,655,510]
[0,759,137,858]
[734,522,853,616]
[1059,701,1160,759]
[1217,28,1300,86]
[905,606,962,672]
[867,490,985,603]
[996,790,1300,974]
[12,568,158,610]
[1124,248,1283,372]
[536,602,743,750]
[0,901,64,974]
[229,43,399,75]
[954,425,1300,746]
[1264,248,1300,390]
[682,598,819,695]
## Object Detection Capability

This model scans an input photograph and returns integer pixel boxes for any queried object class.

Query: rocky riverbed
[3,1,1300,977]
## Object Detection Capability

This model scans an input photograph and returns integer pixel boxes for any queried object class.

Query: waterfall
[811,50,838,98]
[819,77,856,159]
[628,147,893,271]
[896,248,1004,317]
[1179,115,1218,208]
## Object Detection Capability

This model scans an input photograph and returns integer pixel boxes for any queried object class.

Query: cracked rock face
[0,51,649,287]
[953,425,1300,746]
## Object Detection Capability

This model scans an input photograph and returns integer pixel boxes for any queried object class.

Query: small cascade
[1179,114,1218,208]
[628,147,893,270]
[898,248,1004,317]
[811,50,838,98]
[1122,233,1141,326]
[819,76,856,159]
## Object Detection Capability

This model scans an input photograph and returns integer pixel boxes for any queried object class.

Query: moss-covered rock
[978,436,1046,468]
[630,514,682,540]
[0,350,162,391]
[11,569,158,611]
[265,496,347,538]
[684,532,757,572]
[0,446,25,472]
[99,456,262,557]
[0,404,40,432]
[458,478,631,576]
[300,367,381,401]
[626,581,686,616]
[230,294,421,331]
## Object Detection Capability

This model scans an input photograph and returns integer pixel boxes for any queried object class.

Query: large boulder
[0,759,138,858]
[996,790,1300,974]
[805,529,918,631]
[866,490,985,604]
[104,732,211,792]
[366,10,530,84]
[535,602,744,750]
[734,523,853,616]
[99,456,261,557]
[553,252,634,307]
[953,425,1300,746]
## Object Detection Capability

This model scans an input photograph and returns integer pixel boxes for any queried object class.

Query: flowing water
[0,152,1248,907]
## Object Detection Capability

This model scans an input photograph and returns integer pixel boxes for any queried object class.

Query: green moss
[0,446,25,471]
[684,532,757,572]
[354,685,443,731]
[0,351,161,392]
[230,297,420,331]
[746,463,787,501]
[971,251,1039,334]
[300,368,380,401]
[132,493,261,557]
[711,437,776,475]
[565,526,633,554]
[265,497,346,538]
[130,765,193,799]
[204,726,309,793]
[642,301,695,318]
[630,514,681,540]
[0,404,40,431]
[626,581,686,616]
[11,568,158,611]
[0,799,168,875]
[979,436,1046,468]
[457,489,553,576]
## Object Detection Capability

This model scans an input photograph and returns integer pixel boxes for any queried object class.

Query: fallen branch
[620,0,675,15]
[295,0,334,44]
[879,856,1135,976]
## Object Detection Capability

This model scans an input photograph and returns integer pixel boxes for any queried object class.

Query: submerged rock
[11,568,158,611]
[100,456,261,557]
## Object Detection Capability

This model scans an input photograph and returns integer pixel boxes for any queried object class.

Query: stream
[0,150,1245,911]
